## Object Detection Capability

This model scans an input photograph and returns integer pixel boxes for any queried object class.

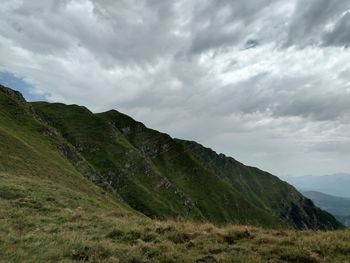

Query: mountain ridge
[0,84,343,230]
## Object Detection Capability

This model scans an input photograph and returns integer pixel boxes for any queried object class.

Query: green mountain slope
[0,85,133,210]
[31,102,205,220]
[1,84,349,262]
[32,104,280,227]
[178,140,342,230]
[0,84,342,230]
[89,106,340,229]
[32,98,342,230]
[0,84,141,261]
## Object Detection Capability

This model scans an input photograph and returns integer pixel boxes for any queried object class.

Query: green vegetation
[1,173,350,262]
[178,140,342,230]
[30,100,341,229]
[0,85,349,262]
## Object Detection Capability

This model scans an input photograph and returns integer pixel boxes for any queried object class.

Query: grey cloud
[286,0,350,47]
[90,0,189,66]
[1,0,188,65]
[309,140,350,153]
[189,0,281,54]
[2,0,350,176]
[237,79,350,122]
[0,1,77,54]
[187,71,350,123]
[273,93,350,121]
[323,12,350,47]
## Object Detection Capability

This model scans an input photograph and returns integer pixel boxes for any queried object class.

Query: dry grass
[0,172,349,263]
[1,196,350,263]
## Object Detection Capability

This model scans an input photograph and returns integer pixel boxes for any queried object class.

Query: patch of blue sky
[0,71,46,101]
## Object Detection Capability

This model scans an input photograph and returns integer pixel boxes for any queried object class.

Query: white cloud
[1,0,350,176]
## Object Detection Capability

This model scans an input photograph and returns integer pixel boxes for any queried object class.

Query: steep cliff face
[0,84,343,230]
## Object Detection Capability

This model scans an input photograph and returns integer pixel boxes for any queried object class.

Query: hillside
[31,102,276,227]
[0,85,130,211]
[302,191,350,227]
[32,100,341,230]
[0,84,349,262]
[178,140,343,230]
[0,84,341,229]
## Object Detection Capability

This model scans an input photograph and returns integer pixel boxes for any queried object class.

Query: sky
[1,0,350,177]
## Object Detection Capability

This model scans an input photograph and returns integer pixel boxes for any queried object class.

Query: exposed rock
[156,178,172,190]
[42,127,56,137]
[121,126,131,135]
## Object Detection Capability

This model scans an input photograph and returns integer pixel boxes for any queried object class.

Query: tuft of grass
[0,185,24,200]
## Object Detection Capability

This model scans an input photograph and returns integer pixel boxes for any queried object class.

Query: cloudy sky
[1,0,350,177]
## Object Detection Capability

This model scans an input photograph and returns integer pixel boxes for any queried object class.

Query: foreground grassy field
[1,173,350,263]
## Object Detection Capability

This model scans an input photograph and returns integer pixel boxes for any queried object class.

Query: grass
[31,102,202,220]
[1,172,350,263]
[32,102,283,227]
[98,109,285,227]
[177,140,344,230]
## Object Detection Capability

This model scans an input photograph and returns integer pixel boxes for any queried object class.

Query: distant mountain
[0,84,343,230]
[282,174,350,198]
[302,191,350,228]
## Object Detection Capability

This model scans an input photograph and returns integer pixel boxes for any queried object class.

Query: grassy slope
[1,173,350,263]
[9,89,343,230]
[99,110,342,230]
[100,110,287,226]
[0,85,135,259]
[32,103,280,227]
[31,102,206,221]
[0,87,113,200]
[98,111,283,227]
[178,140,343,230]
[1,85,350,262]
